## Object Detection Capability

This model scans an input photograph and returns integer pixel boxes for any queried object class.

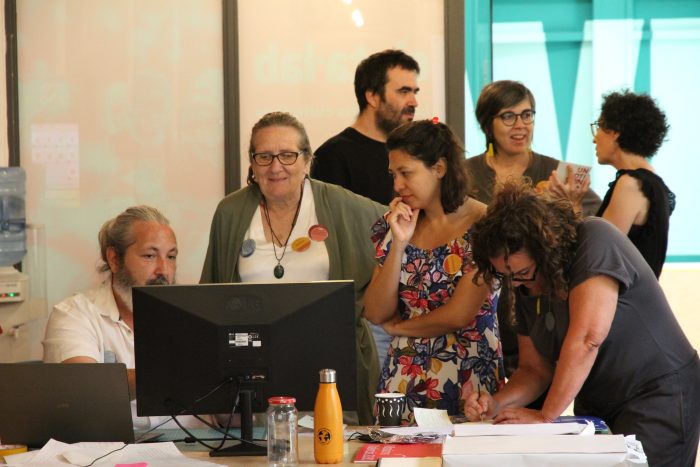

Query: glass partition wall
[472,0,700,261]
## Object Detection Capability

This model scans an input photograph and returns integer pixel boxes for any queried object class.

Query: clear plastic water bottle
[0,167,26,266]
[266,396,298,466]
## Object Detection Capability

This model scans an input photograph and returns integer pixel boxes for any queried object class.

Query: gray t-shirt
[514,217,695,413]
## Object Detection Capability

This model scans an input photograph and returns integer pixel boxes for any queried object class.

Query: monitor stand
[210,389,266,457]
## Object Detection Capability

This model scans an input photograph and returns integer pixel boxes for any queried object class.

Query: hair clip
[431,116,439,124]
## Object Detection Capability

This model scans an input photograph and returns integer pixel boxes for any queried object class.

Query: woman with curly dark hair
[464,180,700,467]
[592,90,675,277]
[364,120,504,424]
[467,80,602,383]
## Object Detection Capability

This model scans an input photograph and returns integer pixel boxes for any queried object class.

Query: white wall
[14,0,446,315]
[17,0,225,311]
[1,2,8,167]
[237,0,445,187]
[660,265,700,360]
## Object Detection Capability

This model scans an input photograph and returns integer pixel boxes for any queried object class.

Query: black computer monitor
[133,280,357,456]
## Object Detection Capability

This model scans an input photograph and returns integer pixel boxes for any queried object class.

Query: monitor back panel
[0,363,134,447]
[134,281,357,415]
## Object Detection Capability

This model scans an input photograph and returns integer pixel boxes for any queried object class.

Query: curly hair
[246,111,313,185]
[475,80,535,151]
[471,179,580,320]
[598,90,669,158]
[386,120,470,213]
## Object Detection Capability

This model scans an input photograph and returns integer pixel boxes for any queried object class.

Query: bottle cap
[319,368,336,383]
[268,396,296,405]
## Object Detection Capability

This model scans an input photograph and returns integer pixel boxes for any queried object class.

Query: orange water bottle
[313,368,344,463]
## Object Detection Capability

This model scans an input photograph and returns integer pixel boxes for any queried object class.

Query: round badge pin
[240,238,256,257]
[443,254,463,275]
[545,311,556,332]
[291,236,311,252]
[308,224,329,242]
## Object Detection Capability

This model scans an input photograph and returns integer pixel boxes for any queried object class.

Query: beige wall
[237,0,445,187]
[1,3,7,166]
[660,266,700,467]
[17,0,225,310]
[14,0,447,311]
[660,265,700,355]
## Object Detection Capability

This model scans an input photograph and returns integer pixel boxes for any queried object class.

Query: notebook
[0,363,135,447]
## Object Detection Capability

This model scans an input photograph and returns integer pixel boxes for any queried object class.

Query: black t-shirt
[514,217,695,415]
[311,127,394,205]
[596,168,676,278]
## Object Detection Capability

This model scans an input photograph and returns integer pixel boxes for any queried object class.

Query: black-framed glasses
[590,121,599,137]
[490,264,538,285]
[496,110,535,126]
[251,151,302,166]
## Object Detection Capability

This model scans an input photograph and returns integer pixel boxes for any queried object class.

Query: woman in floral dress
[364,120,505,423]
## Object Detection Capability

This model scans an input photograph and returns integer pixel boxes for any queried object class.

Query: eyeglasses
[496,110,535,126]
[251,151,302,166]
[590,121,600,137]
[490,264,538,285]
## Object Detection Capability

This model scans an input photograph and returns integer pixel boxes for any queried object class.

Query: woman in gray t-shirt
[465,180,699,467]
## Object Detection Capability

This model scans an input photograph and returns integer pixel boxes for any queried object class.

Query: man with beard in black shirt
[312,49,420,206]
[312,49,420,371]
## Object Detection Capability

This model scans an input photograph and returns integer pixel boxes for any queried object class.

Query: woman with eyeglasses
[465,80,601,384]
[466,80,600,216]
[200,111,386,425]
[464,179,699,467]
[363,120,505,424]
[592,90,675,278]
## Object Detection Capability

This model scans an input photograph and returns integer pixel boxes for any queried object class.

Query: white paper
[61,442,129,465]
[443,434,627,455]
[556,161,591,183]
[297,414,315,429]
[4,439,221,467]
[3,450,40,465]
[453,421,592,437]
[413,408,453,428]
[623,435,648,464]
[377,457,442,467]
[380,426,454,436]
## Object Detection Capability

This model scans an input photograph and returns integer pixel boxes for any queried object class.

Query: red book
[353,443,443,464]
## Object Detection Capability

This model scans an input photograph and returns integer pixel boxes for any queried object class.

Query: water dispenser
[0,167,48,362]
[0,167,27,300]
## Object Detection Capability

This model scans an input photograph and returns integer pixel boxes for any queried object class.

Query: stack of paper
[443,422,631,467]
[453,421,593,437]
[3,439,221,466]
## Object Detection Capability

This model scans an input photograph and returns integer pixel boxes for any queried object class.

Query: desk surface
[182,435,366,466]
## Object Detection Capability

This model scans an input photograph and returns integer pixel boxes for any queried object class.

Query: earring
[487,143,494,157]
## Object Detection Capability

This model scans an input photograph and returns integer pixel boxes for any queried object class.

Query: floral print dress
[371,216,504,423]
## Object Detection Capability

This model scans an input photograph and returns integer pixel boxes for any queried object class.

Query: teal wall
[465,0,700,261]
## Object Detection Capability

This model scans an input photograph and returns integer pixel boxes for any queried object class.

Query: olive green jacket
[200,178,386,424]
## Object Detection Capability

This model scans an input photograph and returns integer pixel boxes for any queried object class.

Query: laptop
[0,363,135,447]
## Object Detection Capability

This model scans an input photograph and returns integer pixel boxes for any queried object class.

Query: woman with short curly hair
[592,90,675,277]
[468,80,602,384]
[465,179,700,467]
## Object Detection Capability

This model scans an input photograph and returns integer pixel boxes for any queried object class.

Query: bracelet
[541,411,555,423]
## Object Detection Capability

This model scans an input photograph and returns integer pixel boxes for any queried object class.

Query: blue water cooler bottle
[0,167,26,269]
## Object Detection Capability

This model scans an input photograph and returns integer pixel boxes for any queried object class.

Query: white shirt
[43,281,210,430]
[239,178,330,282]
[44,281,134,366]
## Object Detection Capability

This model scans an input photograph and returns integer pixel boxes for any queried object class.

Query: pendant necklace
[261,184,304,279]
